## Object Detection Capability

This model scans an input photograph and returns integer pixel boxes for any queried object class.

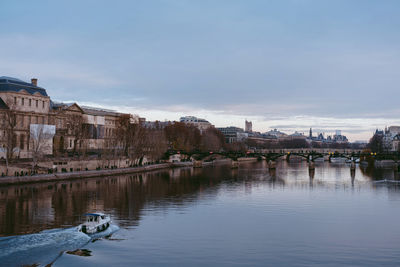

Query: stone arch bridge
[166,149,400,169]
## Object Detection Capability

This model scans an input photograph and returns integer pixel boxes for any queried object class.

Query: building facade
[217,126,248,143]
[381,126,400,151]
[180,116,213,133]
[245,120,252,132]
[0,76,139,159]
[0,77,53,158]
[306,128,348,145]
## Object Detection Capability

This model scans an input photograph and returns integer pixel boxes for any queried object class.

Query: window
[69,139,72,148]
[36,100,38,108]
[29,99,31,106]
[20,135,25,150]
[22,98,24,105]
[42,101,45,109]
[14,97,16,105]
[12,134,17,148]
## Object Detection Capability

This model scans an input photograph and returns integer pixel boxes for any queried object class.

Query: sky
[1,0,400,141]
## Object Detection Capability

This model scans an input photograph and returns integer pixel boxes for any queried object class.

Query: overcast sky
[1,0,400,141]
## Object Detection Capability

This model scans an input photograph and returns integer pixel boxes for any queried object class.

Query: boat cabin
[84,213,106,222]
[79,212,111,234]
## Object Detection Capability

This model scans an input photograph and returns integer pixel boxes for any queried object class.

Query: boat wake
[0,224,119,267]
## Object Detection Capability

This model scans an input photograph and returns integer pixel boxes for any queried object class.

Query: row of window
[17,115,47,128]
[105,128,116,137]
[14,96,47,109]
[68,139,84,148]
[106,120,116,125]
[2,134,28,150]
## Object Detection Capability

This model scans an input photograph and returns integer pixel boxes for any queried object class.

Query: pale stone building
[0,76,140,159]
[179,116,213,133]
[217,126,248,143]
[51,103,133,154]
[245,120,252,133]
[382,126,400,152]
[0,77,53,158]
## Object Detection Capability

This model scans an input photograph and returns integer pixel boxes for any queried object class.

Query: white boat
[77,213,111,234]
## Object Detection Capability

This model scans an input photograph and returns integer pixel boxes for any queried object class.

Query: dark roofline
[51,101,84,113]
[81,106,122,117]
[0,77,48,96]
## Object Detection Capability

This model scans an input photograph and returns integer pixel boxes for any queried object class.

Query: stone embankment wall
[0,163,171,186]
[44,157,140,172]
[0,157,146,176]
[237,157,257,162]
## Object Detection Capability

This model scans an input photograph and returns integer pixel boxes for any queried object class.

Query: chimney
[31,78,38,86]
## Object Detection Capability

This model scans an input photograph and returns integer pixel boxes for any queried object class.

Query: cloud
[0,34,123,98]
[74,101,400,142]
[1,1,400,142]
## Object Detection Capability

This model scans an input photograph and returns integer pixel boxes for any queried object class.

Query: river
[1,161,400,266]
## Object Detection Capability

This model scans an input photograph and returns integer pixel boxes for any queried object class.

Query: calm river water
[1,161,400,266]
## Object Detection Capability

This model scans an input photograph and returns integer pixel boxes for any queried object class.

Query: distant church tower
[245,120,252,132]
[309,128,313,138]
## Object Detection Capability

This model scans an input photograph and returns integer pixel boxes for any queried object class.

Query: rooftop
[81,105,121,116]
[0,76,48,97]
[180,116,210,123]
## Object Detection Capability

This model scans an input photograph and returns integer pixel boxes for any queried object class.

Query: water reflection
[1,161,400,237]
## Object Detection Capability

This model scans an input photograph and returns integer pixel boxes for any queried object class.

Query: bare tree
[126,123,147,166]
[65,113,85,156]
[200,128,225,152]
[115,116,168,166]
[164,122,201,152]
[116,114,133,157]
[103,129,120,168]
[30,124,55,172]
[368,133,384,153]
[145,128,168,163]
[116,114,148,165]
[0,101,17,175]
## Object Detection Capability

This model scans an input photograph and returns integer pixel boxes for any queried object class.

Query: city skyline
[0,74,382,144]
[2,0,400,141]
[66,99,396,142]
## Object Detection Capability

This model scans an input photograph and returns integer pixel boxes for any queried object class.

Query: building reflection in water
[309,168,315,188]
[1,161,400,237]
[351,169,356,187]
[1,164,258,236]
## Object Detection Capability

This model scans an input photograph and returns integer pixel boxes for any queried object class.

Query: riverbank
[0,163,172,186]
[0,157,259,186]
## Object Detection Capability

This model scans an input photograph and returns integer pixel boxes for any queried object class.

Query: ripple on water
[0,224,119,267]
